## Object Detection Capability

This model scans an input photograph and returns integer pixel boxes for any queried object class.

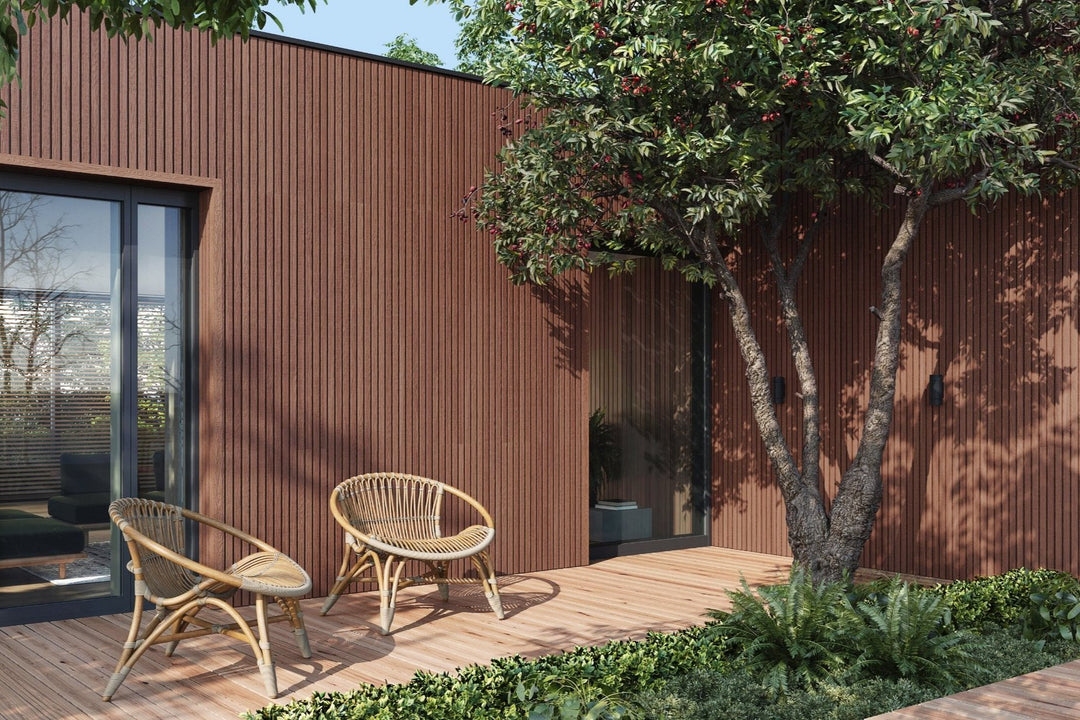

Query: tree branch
[1049,156,1080,172]
[928,167,989,206]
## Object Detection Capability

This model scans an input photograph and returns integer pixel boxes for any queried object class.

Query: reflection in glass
[137,205,187,507]
[0,191,118,608]
[588,259,703,551]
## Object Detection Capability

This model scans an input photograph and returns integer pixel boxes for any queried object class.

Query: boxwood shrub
[243,625,728,720]
[928,567,1080,630]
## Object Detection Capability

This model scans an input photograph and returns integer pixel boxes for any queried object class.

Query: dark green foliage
[243,626,726,720]
[711,568,974,693]
[588,409,620,506]
[640,630,1080,720]
[708,567,857,694]
[929,568,1080,630]
[1025,587,1080,647]
[638,670,942,720]
[247,570,1080,720]
[851,579,972,690]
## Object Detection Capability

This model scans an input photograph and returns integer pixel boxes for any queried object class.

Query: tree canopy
[437,0,1080,581]
[383,32,443,66]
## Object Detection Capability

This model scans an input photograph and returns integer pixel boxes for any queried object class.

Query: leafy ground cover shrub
[709,569,975,693]
[929,568,1080,630]
[705,568,858,693]
[851,580,972,690]
[247,569,1080,720]
[243,626,727,720]
[639,629,1080,720]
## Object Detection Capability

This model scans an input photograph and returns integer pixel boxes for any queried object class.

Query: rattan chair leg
[255,594,279,698]
[470,552,504,619]
[433,562,450,601]
[102,593,150,701]
[320,543,356,615]
[321,552,374,616]
[165,604,203,657]
[378,557,408,635]
[277,596,312,658]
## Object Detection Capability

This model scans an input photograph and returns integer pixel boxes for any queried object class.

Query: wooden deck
[0,546,792,720]
[871,660,1080,719]
[3,545,1076,720]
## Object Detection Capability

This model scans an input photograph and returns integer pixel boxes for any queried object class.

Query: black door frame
[0,172,198,626]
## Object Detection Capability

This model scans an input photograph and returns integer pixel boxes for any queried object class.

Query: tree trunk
[812,190,932,584]
[708,188,930,586]
[711,239,831,570]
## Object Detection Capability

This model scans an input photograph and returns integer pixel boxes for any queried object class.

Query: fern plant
[852,579,973,691]
[708,566,859,694]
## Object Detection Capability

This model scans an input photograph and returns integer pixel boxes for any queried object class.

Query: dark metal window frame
[0,171,199,626]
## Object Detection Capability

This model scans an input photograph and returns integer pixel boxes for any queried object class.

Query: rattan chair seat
[230,551,312,596]
[356,524,495,562]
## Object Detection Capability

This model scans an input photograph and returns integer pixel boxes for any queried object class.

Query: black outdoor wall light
[928,374,944,406]
[772,376,786,405]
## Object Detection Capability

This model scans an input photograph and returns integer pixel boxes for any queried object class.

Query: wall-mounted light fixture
[928,374,944,406]
[772,376,786,405]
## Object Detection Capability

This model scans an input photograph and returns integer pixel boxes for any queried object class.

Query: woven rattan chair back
[110,497,201,599]
[336,473,445,542]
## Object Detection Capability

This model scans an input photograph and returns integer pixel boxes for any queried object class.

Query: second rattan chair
[103,498,312,701]
[320,472,504,634]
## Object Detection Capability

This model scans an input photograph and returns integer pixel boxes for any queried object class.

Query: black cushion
[47,492,111,525]
[0,516,85,559]
[0,509,36,521]
[152,450,165,491]
[59,452,111,495]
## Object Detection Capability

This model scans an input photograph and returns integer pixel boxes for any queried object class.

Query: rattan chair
[320,472,504,634]
[103,498,312,701]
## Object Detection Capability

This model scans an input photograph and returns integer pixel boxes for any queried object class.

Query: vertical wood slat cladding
[0,16,588,594]
[711,190,1080,580]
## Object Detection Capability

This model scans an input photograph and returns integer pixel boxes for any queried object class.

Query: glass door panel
[136,205,188,508]
[588,259,706,557]
[0,190,120,608]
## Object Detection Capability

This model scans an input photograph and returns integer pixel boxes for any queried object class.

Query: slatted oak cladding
[0,16,589,594]
[711,190,1080,580]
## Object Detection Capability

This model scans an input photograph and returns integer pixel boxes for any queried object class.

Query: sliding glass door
[0,176,195,624]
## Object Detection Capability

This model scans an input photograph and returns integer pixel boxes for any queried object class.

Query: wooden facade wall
[712,190,1080,580]
[1,13,1077,589]
[0,16,589,596]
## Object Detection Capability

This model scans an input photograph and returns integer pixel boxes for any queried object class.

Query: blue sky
[263,2,463,69]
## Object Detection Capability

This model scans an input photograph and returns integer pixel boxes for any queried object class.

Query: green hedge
[928,567,1080,630]
[244,626,728,720]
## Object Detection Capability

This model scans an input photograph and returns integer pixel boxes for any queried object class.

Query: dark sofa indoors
[0,508,86,574]
[47,452,111,525]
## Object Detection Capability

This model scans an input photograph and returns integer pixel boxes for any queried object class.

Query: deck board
[871,659,1080,720]
[1,546,1077,720]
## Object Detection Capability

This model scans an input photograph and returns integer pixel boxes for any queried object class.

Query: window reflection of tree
[0,192,103,501]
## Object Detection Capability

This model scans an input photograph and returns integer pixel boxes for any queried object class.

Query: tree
[0,192,81,395]
[384,32,443,66]
[435,0,1080,583]
[0,0,325,112]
